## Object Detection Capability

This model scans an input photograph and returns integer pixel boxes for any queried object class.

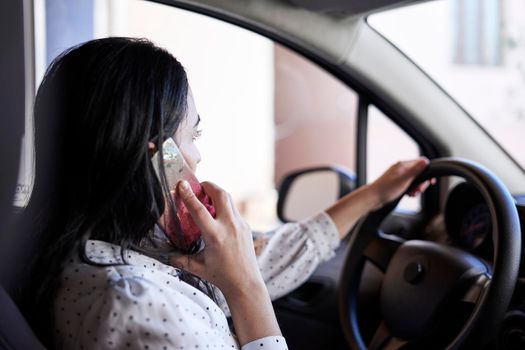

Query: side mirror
[277,167,356,223]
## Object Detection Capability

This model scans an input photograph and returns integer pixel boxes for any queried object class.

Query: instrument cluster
[444,182,493,258]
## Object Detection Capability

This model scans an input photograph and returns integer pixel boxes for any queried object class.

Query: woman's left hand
[326,157,433,238]
[369,157,433,208]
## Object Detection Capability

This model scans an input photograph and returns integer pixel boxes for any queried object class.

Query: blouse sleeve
[242,336,288,350]
[255,211,341,301]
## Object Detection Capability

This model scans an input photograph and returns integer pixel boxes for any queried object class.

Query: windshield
[368,0,525,168]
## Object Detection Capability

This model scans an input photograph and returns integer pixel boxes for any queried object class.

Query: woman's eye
[192,129,202,142]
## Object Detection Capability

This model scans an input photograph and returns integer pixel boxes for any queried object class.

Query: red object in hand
[171,177,216,251]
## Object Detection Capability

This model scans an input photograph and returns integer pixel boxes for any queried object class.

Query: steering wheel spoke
[363,232,404,272]
[461,273,491,304]
[369,322,408,350]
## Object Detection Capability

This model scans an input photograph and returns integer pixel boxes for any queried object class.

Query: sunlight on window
[369,0,525,169]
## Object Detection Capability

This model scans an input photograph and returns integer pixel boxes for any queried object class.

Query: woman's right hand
[169,180,282,345]
[169,180,264,298]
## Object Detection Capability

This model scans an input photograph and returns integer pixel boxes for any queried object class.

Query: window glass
[273,44,358,198]
[367,105,421,211]
[368,0,525,169]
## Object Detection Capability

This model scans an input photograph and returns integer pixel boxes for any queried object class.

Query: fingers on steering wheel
[407,178,436,197]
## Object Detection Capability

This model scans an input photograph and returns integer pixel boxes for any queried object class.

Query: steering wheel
[338,158,521,349]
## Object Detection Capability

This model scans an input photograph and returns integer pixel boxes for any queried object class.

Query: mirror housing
[277,166,356,223]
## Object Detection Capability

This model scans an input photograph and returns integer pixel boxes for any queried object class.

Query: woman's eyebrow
[194,115,201,127]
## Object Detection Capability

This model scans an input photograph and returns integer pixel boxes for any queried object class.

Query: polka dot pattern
[53,211,338,349]
[54,241,239,349]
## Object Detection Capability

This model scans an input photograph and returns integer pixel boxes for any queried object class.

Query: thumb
[410,157,429,173]
[400,157,429,182]
[177,180,215,233]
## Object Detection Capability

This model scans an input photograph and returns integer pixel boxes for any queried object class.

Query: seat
[0,205,46,350]
[0,286,45,350]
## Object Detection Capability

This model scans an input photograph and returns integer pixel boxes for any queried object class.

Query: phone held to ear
[151,137,216,253]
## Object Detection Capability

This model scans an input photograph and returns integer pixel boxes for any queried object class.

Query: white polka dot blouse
[53,212,340,349]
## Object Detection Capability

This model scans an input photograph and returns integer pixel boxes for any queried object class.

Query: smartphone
[151,137,215,252]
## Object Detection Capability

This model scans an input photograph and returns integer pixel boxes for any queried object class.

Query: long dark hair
[21,37,209,345]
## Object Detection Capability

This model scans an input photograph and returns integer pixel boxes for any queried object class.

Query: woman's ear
[148,142,157,156]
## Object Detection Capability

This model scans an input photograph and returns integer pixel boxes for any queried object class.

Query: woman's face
[175,91,202,172]
[149,90,202,173]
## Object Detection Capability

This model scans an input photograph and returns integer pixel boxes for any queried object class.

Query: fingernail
[179,180,190,192]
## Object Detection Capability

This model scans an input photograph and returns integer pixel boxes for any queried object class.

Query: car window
[368,0,525,170]
[24,0,423,229]
[367,105,421,211]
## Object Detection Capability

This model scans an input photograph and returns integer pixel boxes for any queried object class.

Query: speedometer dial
[445,182,493,252]
[458,202,491,250]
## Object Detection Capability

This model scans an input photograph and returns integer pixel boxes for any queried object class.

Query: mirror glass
[282,170,340,222]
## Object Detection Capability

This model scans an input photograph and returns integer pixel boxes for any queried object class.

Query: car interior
[1,0,525,349]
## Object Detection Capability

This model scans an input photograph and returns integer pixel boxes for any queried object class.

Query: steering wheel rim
[338,158,521,350]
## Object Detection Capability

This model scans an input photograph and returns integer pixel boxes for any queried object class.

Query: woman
[22,37,429,350]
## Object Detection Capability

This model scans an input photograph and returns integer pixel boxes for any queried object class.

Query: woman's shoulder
[58,239,202,297]
[53,240,235,349]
